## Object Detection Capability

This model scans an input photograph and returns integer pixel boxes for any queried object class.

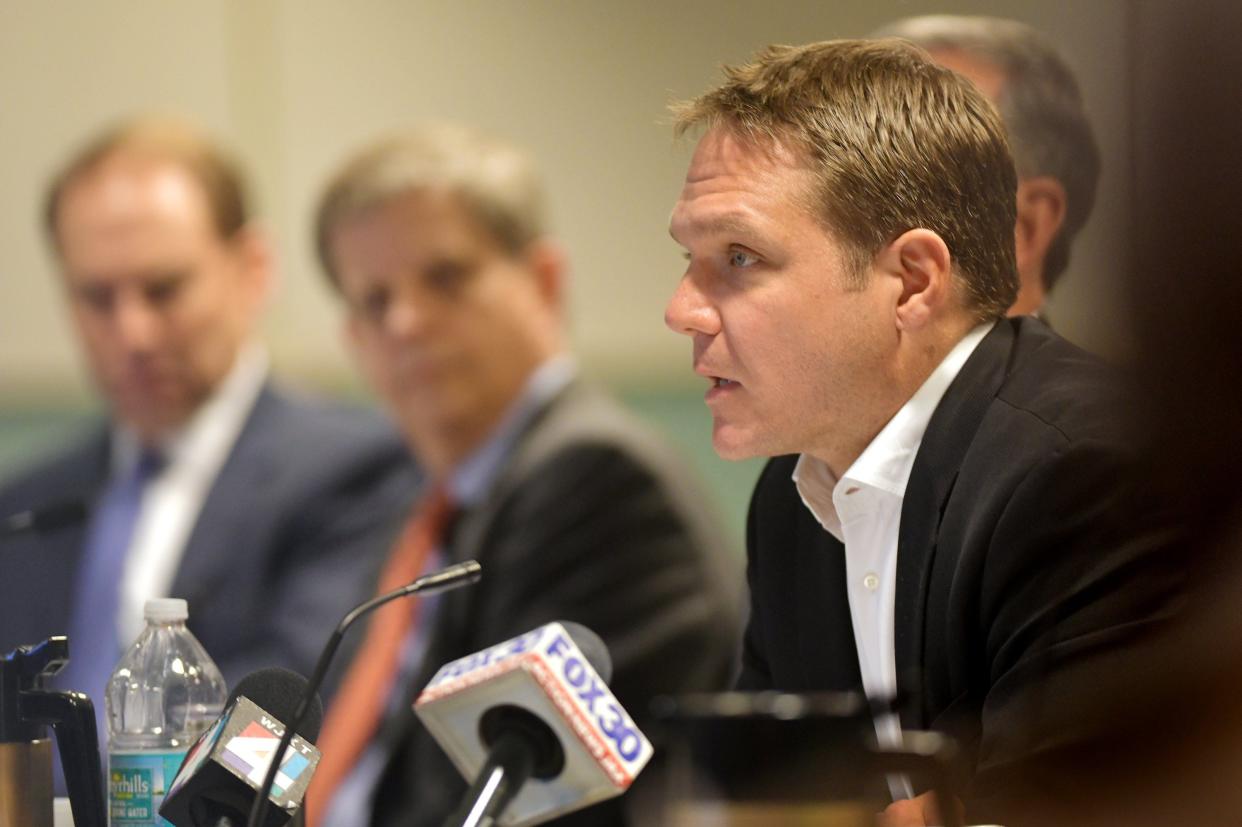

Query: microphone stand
[1,499,87,541]
[451,731,534,827]
[244,560,482,827]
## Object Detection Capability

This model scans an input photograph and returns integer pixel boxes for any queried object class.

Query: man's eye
[75,285,113,313]
[729,249,758,268]
[425,260,470,294]
[144,279,182,306]
[359,288,390,322]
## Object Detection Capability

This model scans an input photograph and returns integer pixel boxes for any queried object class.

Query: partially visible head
[877,15,1101,310]
[666,39,1017,469]
[45,117,271,442]
[316,124,565,474]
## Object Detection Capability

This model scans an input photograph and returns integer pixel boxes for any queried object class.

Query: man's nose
[113,294,162,352]
[664,272,720,338]
[383,293,431,341]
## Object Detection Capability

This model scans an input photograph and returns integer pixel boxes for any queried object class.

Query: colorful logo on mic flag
[158,696,322,825]
[220,721,313,796]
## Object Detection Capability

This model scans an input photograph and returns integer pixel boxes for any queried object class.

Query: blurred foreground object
[653,693,962,827]
[0,637,105,827]
[1005,2,1242,824]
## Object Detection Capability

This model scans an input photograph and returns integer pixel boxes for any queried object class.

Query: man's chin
[113,394,191,440]
[711,424,769,462]
[119,417,179,443]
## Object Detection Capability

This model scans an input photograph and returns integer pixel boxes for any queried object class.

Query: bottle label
[108,750,186,826]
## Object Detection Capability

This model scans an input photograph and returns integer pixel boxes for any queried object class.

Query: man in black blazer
[306,124,742,826]
[664,40,1170,824]
[0,118,415,709]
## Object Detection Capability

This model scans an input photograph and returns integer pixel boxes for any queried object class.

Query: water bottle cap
[144,598,188,622]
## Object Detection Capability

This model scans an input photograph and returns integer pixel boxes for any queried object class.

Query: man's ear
[523,238,567,310]
[1014,176,1067,273]
[876,228,953,331]
[342,312,362,353]
[229,223,277,311]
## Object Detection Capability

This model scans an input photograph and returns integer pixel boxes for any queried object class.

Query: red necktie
[306,487,453,825]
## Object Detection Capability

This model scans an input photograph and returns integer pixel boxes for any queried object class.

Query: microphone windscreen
[227,667,324,743]
[559,621,612,684]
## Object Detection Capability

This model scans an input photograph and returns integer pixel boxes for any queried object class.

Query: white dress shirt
[792,323,992,796]
[111,344,268,646]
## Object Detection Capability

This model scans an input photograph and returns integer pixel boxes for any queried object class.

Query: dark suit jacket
[363,379,744,827]
[0,382,419,694]
[739,318,1176,815]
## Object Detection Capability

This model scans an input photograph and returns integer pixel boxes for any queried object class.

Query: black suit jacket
[361,379,744,827]
[0,382,419,694]
[739,318,1175,813]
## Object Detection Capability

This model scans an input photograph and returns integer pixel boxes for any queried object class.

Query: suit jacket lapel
[50,429,112,634]
[403,380,575,697]
[444,376,586,573]
[383,383,580,770]
[170,384,280,600]
[795,511,862,690]
[894,320,1016,725]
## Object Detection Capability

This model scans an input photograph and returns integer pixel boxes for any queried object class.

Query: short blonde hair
[45,116,249,250]
[674,38,1019,320]
[315,123,547,287]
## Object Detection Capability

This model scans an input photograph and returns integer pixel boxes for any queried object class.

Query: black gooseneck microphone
[244,559,482,827]
[1,499,88,540]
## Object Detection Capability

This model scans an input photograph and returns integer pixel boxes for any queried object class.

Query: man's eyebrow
[144,269,190,284]
[668,212,755,243]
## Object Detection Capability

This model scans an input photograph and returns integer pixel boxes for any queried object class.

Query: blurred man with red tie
[307,124,742,827]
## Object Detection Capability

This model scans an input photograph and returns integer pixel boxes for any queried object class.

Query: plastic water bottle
[105,598,227,826]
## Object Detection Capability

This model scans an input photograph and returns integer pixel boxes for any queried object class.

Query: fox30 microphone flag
[415,621,653,825]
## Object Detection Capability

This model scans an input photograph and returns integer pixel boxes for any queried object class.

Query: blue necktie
[57,447,164,777]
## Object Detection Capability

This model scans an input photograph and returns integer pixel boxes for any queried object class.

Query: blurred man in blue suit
[0,118,416,730]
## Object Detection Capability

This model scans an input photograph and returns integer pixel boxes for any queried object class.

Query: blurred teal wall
[619,387,764,550]
[0,408,94,474]
[0,387,761,554]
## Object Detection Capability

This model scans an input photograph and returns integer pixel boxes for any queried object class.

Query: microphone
[1,499,87,540]
[159,667,324,827]
[417,621,653,827]
[244,559,482,827]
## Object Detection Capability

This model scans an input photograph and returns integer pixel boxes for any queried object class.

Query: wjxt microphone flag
[160,668,322,827]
